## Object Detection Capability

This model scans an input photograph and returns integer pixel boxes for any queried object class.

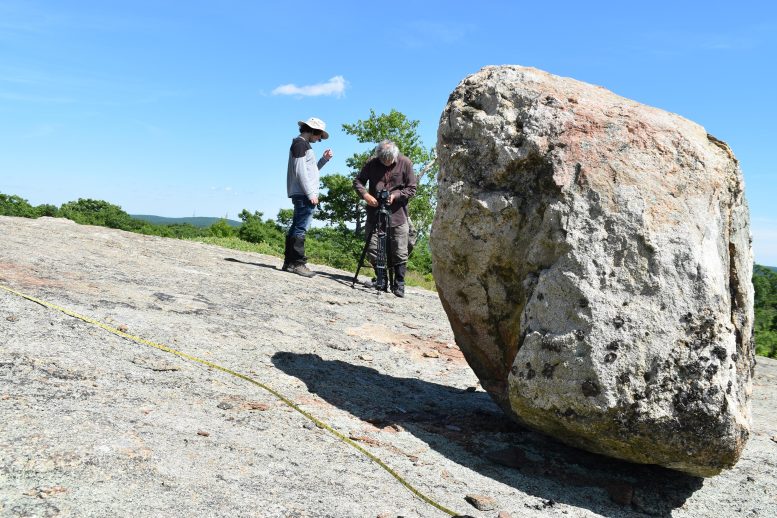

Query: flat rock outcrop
[431,65,754,476]
[1,216,775,517]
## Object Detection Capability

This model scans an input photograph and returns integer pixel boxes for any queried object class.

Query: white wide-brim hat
[298,117,329,139]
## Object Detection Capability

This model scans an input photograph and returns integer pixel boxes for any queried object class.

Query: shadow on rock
[313,270,362,286]
[223,257,358,286]
[272,352,704,517]
[224,257,278,271]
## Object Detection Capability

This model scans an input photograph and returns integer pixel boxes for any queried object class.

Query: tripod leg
[351,224,375,288]
[386,223,394,291]
[374,211,391,292]
[376,231,387,291]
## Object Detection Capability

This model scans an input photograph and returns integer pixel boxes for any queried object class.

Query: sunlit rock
[431,65,754,476]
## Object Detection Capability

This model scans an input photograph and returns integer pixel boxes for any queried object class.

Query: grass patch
[192,236,282,256]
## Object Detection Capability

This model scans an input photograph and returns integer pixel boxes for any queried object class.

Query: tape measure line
[0,283,460,517]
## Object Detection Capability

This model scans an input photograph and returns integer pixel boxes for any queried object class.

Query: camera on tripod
[376,189,390,207]
[351,188,395,294]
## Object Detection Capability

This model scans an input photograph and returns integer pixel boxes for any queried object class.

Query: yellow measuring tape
[0,283,460,517]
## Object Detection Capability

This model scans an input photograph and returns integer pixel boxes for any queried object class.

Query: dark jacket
[353,155,417,227]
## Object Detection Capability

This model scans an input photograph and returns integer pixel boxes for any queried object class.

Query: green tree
[342,108,432,169]
[407,159,439,242]
[755,330,777,358]
[306,225,364,271]
[316,174,362,229]
[753,264,777,358]
[276,208,293,231]
[59,198,133,229]
[35,204,59,217]
[237,209,284,247]
[208,219,236,238]
[317,108,437,238]
[0,193,37,217]
[160,223,203,239]
[0,194,61,219]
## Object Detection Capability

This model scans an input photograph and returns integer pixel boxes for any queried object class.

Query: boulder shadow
[272,352,704,517]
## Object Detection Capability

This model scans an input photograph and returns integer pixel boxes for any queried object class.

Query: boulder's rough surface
[431,65,754,476]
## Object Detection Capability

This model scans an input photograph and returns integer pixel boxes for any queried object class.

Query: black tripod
[351,189,393,294]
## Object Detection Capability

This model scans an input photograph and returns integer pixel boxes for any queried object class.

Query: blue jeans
[288,195,315,237]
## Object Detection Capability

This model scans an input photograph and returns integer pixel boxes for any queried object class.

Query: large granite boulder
[431,65,754,476]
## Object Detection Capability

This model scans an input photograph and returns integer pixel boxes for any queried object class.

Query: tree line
[753,265,777,358]
[0,189,434,285]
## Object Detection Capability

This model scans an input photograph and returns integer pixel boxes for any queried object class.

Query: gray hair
[375,140,399,162]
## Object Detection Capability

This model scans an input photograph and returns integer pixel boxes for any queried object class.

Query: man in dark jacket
[353,140,417,297]
[283,117,333,277]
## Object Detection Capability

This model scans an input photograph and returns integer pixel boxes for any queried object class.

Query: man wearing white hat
[283,117,333,277]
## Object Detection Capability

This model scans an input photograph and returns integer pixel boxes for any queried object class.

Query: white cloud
[271,76,347,98]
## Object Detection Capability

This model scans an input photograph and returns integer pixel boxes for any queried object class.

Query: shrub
[208,219,236,238]
[408,235,433,276]
[35,204,59,217]
[753,265,777,358]
[755,329,777,358]
[59,198,133,229]
[0,193,37,217]
[304,226,362,271]
[236,210,284,250]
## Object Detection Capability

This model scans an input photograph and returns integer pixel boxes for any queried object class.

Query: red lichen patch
[383,443,423,462]
[345,323,398,344]
[293,395,333,409]
[0,262,65,289]
[422,339,466,362]
[348,433,381,446]
[242,401,270,411]
[345,323,466,364]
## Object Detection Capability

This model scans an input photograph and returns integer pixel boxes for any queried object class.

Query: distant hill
[131,215,241,228]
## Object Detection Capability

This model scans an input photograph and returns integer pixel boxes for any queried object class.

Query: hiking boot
[288,263,315,278]
[363,277,377,288]
[392,264,406,297]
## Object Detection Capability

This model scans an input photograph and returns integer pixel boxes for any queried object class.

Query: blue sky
[1,1,775,264]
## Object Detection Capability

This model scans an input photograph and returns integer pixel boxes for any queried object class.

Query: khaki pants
[366,220,409,268]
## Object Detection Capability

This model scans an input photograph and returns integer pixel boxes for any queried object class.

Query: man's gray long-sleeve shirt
[287,136,329,198]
